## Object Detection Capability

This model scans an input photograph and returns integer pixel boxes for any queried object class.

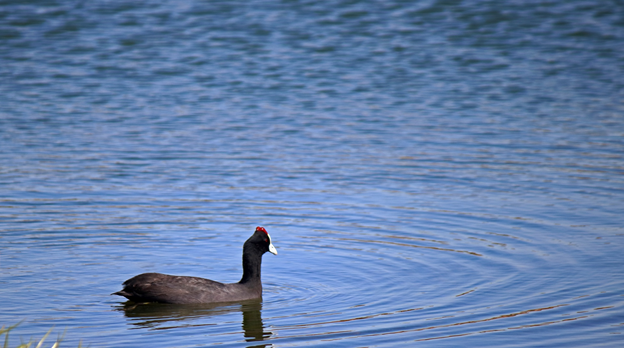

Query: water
[1,0,623,347]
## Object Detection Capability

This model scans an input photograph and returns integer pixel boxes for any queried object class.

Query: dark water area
[1,0,623,347]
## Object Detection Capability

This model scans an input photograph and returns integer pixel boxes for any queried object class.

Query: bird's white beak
[267,233,278,255]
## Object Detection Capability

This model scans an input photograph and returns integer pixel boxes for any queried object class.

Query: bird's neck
[239,245,262,285]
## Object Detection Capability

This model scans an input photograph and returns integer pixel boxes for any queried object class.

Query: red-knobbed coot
[113,226,277,304]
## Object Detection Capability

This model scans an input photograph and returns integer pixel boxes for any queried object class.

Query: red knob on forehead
[256,226,268,235]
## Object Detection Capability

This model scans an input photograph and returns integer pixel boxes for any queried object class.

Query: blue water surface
[1,0,623,347]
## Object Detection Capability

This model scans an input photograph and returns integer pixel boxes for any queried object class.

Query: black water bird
[113,226,277,304]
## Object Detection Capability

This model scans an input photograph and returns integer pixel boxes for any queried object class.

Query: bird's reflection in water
[114,300,272,346]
